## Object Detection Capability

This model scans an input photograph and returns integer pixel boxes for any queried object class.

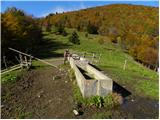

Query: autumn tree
[1,7,42,66]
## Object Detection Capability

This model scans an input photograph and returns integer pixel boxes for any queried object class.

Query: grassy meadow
[43,27,158,100]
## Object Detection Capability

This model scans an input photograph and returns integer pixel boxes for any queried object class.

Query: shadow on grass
[32,37,71,59]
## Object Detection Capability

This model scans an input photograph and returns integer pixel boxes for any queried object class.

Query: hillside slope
[42,28,158,100]
[42,4,159,69]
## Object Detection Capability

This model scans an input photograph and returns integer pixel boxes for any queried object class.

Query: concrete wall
[69,57,85,97]
[86,64,113,96]
[68,57,113,97]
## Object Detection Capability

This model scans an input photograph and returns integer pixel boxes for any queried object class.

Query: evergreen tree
[69,31,80,45]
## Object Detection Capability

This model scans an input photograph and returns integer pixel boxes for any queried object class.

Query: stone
[48,100,52,103]
[53,76,55,80]
[37,90,44,98]
[53,75,61,80]
[73,109,79,116]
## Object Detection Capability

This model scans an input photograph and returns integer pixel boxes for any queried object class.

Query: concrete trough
[68,56,113,98]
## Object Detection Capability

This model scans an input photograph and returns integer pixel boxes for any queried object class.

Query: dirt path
[44,57,64,66]
[1,67,75,119]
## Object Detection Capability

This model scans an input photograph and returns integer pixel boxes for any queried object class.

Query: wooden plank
[1,66,21,75]
[1,64,21,72]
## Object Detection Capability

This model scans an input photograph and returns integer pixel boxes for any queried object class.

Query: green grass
[44,27,158,100]
[1,69,24,83]
[31,60,50,69]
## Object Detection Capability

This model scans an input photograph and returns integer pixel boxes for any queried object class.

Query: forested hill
[42,4,159,69]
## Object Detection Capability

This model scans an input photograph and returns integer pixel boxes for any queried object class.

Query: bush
[103,94,114,109]
[103,93,123,109]
[69,31,80,45]
[87,96,104,108]
[87,23,98,34]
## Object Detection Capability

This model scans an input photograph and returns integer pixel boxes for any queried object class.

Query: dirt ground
[1,67,75,119]
[1,64,159,119]
[1,66,107,119]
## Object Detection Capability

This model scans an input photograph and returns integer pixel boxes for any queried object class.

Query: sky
[1,1,159,18]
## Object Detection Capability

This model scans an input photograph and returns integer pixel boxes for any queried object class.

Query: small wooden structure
[8,47,58,68]
[1,48,59,75]
[8,48,33,69]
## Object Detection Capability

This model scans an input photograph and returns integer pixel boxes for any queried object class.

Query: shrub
[103,94,114,109]
[69,31,80,45]
[103,93,123,109]
[87,23,98,34]
[87,96,104,108]
[112,93,123,105]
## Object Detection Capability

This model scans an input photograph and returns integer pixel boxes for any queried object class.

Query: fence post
[123,60,127,70]
[91,53,95,64]
[3,56,7,69]
[98,54,101,64]
[19,54,23,68]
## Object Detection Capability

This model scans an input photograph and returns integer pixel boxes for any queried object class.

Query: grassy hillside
[42,28,158,100]
[42,4,159,69]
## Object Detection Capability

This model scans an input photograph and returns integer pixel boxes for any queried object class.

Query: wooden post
[123,60,127,70]
[98,54,101,64]
[29,56,32,66]
[91,53,95,64]
[3,56,7,69]
[24,56,29,69]
[15,56,21,63]
[19,54,23,68]
[83,52,86,58]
